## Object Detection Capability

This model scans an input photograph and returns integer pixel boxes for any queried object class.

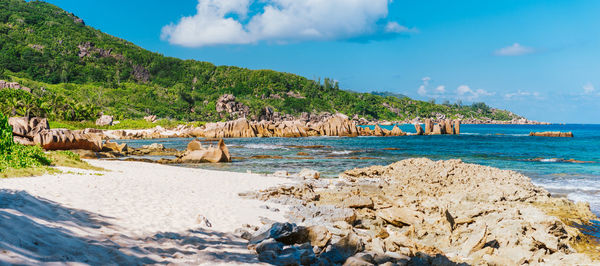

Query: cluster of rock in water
[237,158,599,265]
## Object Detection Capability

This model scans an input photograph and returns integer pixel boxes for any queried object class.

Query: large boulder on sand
[8,117,49,138]
[33,129,103,151]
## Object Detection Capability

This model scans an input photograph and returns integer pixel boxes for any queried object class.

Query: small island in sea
[1,0,598,265]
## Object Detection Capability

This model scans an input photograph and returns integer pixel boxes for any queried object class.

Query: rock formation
[424,119,461,135]
[530,131,574,137]
[453,120,461,134]
[373,125,384,137]
[216,94,250,118]
[443,119,453,135]
[144,115,157,123]
[180,139,231,163]
[95,115,113,126]
[318,114,359,137]
[388,125,406,136]
[0,80,31,93]
[8,117,49,145]
[424,119,434,135]
[33,129,103,151]
[414,123,424,135]
[102,141,128,153]
[431,124,442,135]
[241,158,598,265]
[8,117,104,151]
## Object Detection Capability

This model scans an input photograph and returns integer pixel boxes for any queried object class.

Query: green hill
[0,0,522,123]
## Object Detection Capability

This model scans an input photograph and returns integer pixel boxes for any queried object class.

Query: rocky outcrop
[95,115,113,126]
[77,42,123,61]
[0,80,31,93]
[199,114,359,139]
[216,94,250,118]
[88,115,468,140]
[530,131,574,137]
[422,119,461,135]
[242,158,598,265]
[462,117,551,125]
[132,65,150,83]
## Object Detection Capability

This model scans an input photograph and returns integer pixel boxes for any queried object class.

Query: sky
[42,0,600,123]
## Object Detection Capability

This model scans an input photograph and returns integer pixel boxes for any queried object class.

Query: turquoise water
[115,124,600,217]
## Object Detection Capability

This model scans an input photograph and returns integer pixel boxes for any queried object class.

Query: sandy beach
[0,160,292,265]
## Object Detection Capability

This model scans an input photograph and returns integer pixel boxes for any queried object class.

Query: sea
[114,124,600,218]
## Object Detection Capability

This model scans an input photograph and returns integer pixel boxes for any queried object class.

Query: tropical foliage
[0,0,522,123]
[0,112,51,172]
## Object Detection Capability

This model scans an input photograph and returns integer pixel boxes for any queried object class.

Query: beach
[1,156,599,265]
[0,160,292,265]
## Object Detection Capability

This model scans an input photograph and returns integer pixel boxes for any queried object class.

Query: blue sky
[43,0,600,123]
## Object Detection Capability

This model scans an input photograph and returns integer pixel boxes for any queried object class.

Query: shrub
[0,113,51,172]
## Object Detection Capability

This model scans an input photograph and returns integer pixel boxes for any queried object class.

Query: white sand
[0,160,292,265]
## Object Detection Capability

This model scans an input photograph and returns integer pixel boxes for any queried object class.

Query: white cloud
[583,82,595,94]
[162,0,408,47]
[434,85,445,93]
[161,0,252,46]
[494,43,535,56]
[384,22,415,33]
[504,90,541,100]
[417,76,430,96]
[456,85,494,101]
[456,85,471,95]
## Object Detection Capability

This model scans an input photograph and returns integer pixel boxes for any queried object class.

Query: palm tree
[6,97,22,116]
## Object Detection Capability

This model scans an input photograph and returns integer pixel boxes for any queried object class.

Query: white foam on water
[535,177,600,215]
[243,144,287,150]
[539,158,561,162]
[331,150,354,155]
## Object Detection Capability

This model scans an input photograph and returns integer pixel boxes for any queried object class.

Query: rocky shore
[236,158,599,265]
[8,115,465,147]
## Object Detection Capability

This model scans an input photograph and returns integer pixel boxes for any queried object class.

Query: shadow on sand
[0,189,262,265]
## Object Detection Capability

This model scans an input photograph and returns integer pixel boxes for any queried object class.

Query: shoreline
[0,158,598,264]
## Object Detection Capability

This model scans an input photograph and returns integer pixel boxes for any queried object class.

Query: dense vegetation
[0,0,522,122]
[0,112,51,172]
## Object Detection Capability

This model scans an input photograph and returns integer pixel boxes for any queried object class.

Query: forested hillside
[0,0,522,122]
